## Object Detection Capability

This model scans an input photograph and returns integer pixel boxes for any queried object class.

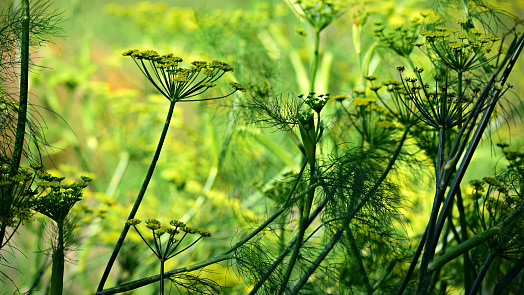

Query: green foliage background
[1,0,523,294]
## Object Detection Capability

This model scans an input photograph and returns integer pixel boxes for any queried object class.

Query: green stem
[160,260,165,295]
[309,29,321,93]
[346,228,373,295]
[249,186,327,295]
[416,127,447,294]
[468,251,495,295]
[50,219,65,295]
[456,189,474,293]
[428,226,500,271]
[10,0,30,176]
[97,100,176,292]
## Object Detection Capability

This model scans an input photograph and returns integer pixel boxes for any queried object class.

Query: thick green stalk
[276,28,322,293]
[428,226,500,272]
[10,0,30,176]
[97,100,176,291]
[50,219,65,295]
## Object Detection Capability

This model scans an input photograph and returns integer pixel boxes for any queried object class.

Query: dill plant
[125,218,214,294]
[3,0,522,294]
[96,49,245,294]
[387,9,524,295]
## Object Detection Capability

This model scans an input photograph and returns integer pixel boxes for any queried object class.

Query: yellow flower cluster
[352,97,376,107]
[122,49,245,101]
[419,25,501,72]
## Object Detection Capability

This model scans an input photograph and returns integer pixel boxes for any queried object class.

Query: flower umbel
[127,218,212,293]
[290,0,348,32]
[395,67,510,129]
[128,218,211,261]
[122,49,245,101]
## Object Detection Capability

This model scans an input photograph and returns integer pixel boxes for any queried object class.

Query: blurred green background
[2,0,523,294]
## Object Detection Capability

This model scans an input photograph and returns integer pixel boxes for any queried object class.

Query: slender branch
[468,251,495,295]
[97,100,177,291]
[493,255,524,294]
[277,152,316,295]
[346,228,373,294]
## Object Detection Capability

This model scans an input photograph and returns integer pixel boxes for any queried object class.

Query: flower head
[145,219,161,230]
[197,228,211,237]
[126,218,142,226]
[419,24,502,73]
[304,92,329,113]
[291,0,349,32]
[123,49,245,102]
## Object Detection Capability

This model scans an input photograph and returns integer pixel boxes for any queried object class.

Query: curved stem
[97,100,177,291]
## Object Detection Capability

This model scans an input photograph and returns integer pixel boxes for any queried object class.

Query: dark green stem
[468,251,495,295]
[160,260,165,295]
[396,228,428,295]
[50,219,65,295]
[493,255,524,294]
[10,0,30,176]
[416,127,447,294]
[347,228,373,294]
[97,100,176,292]
[456,189,474,293]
